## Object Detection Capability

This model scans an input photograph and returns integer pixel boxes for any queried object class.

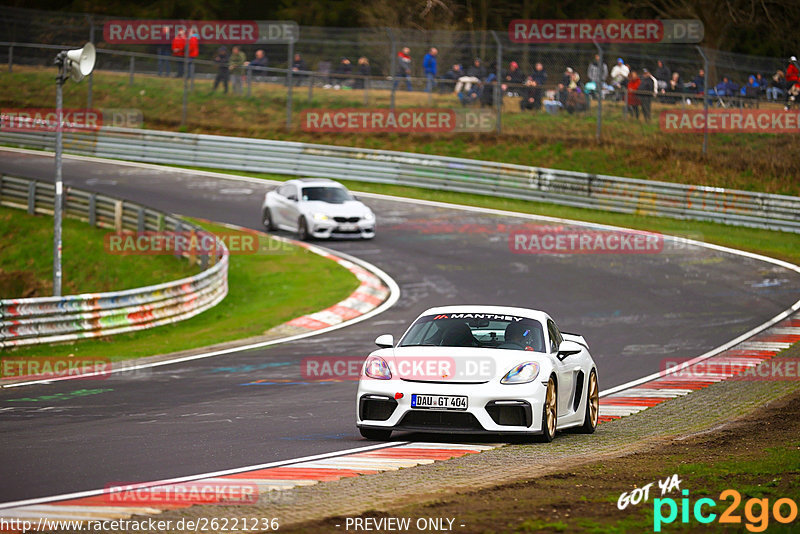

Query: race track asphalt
[1,149,798,502]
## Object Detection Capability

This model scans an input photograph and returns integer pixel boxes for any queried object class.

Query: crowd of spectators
[157,36,800,112]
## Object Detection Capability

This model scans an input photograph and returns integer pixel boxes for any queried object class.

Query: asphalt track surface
[1,149,799,503]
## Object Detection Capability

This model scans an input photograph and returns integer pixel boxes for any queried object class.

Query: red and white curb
[598,315,800,422]
[281,240,389,332]
[0,443,500,527]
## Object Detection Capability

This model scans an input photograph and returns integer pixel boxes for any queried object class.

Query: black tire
[262,208,275,231]
[536,377,557,442]
[359,427,392,441]
[578,369,599,434]
[297,217,310,241]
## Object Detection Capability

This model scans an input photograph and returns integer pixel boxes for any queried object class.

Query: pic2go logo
[653,489,798,532]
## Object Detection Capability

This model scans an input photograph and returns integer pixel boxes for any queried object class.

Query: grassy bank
[3,217,360,360]
[2,67,799,196]
[0,206,199,298]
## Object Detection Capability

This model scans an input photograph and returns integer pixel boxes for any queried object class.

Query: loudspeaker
[64,43,96,82]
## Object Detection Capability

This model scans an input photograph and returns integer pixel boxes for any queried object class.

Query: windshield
[301,186,353,204]
[399,313,546,352]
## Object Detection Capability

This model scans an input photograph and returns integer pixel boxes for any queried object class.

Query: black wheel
[578,370,600,434]
[359,427,392,440]
[297,217,310,241]
[262,208,275,231]
[536,377,557,442]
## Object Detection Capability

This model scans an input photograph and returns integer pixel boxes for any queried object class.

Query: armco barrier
[0,175,228,348]
[1,127,799,233]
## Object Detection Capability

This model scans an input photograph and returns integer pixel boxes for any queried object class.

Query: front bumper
[356,378,547,435]
[309,219,375,239]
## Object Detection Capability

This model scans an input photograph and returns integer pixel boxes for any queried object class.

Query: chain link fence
[1,6,795,145]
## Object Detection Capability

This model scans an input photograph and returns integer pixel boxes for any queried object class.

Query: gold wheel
[588,371,599,428]
[545,378,557,437]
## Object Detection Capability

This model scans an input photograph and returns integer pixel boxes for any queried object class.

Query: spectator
[639,67,656,121]
[519,76,537,111]
[156,25,171,77]
[171,29,186,78]
[212,46,229,93]
[502,61,525,96]
[562,67,574,87]
[767,70,785,101]
[530,62,547,108]
[291,53,307,85]
[610,58,629,100]
[567,70,580,91]
[556,83,569,107]
[457,83,480,106]
[626,70,641,119]
[654,60,671,94]
[587,54,608,86]
[755,73,768,98]
[354,57,370,89]
[229,46,246,95]
[688,68,705,95]
[441,63,462,93]
[741,75,760,106]
[187,27,200,80]
[785,56,799,110]
[565,86,586,114]
[246,49,268,82]
[713,76,739,100]
[393,47,413,91]
[480,78,497,107]
[666,71,682,103]
[454,58,485,93]
[333,57,353,89]
[423,47,438,93]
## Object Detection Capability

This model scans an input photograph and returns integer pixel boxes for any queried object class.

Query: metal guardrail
[0,174,228,348]
[1,127,799,233]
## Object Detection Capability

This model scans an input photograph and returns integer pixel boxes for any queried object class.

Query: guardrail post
[157,213,164,231]
[696,46,710,156]
[129,56,135,85]
[88,193,96,226]
[114,200,123,232]
[137,207,145,232]
[8,44,12,73]
[286,40,294,129]
[27,180,36,215]
[87,17,94,109]
[387,28,397,111]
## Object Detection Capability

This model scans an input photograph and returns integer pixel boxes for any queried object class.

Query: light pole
[53,43,95,296]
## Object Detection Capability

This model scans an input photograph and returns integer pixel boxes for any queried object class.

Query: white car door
[547,319,576,417]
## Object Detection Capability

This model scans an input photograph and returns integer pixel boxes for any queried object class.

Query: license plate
[337,223,358,231]
[411,394,468,410]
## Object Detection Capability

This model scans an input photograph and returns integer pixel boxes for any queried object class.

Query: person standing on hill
[423,47,438,93]
[229,46,246,94]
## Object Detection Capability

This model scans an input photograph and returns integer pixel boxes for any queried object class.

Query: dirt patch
[281,388,800,533]
[0,268,47,298]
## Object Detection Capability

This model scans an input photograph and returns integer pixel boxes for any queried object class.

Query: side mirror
[557,339,582,360]
[287,195,297,202]
[375,334,394,348]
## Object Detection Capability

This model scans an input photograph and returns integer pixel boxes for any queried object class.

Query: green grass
[0,206,199,298]
[3,217,360,361]
[2,66,799,196]
[190,168,800,266]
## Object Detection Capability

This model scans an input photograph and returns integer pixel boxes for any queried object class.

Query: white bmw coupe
[262,178,375,240]
[356,305,599,442]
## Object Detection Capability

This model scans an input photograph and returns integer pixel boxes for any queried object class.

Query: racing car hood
[382,345,548,383]
[301,200,371,219]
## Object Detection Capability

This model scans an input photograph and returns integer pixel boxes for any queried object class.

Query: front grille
[398,410,482,431]
[485,401,532,427]
[333,216,360,223]
[359,396,397,421]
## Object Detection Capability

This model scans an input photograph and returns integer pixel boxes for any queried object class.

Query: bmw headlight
[364,356,392,380]
[364,211,375,221]
[501,362,540,384]
[312,212,330,221]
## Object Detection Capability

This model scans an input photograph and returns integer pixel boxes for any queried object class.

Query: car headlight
[364,356,392,380]
[501,362,540,384]
[312,212,330,221]
[363,211,375,221]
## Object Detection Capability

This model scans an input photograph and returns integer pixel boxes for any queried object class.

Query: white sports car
[356,305,599,442]
[262,178,375,240]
